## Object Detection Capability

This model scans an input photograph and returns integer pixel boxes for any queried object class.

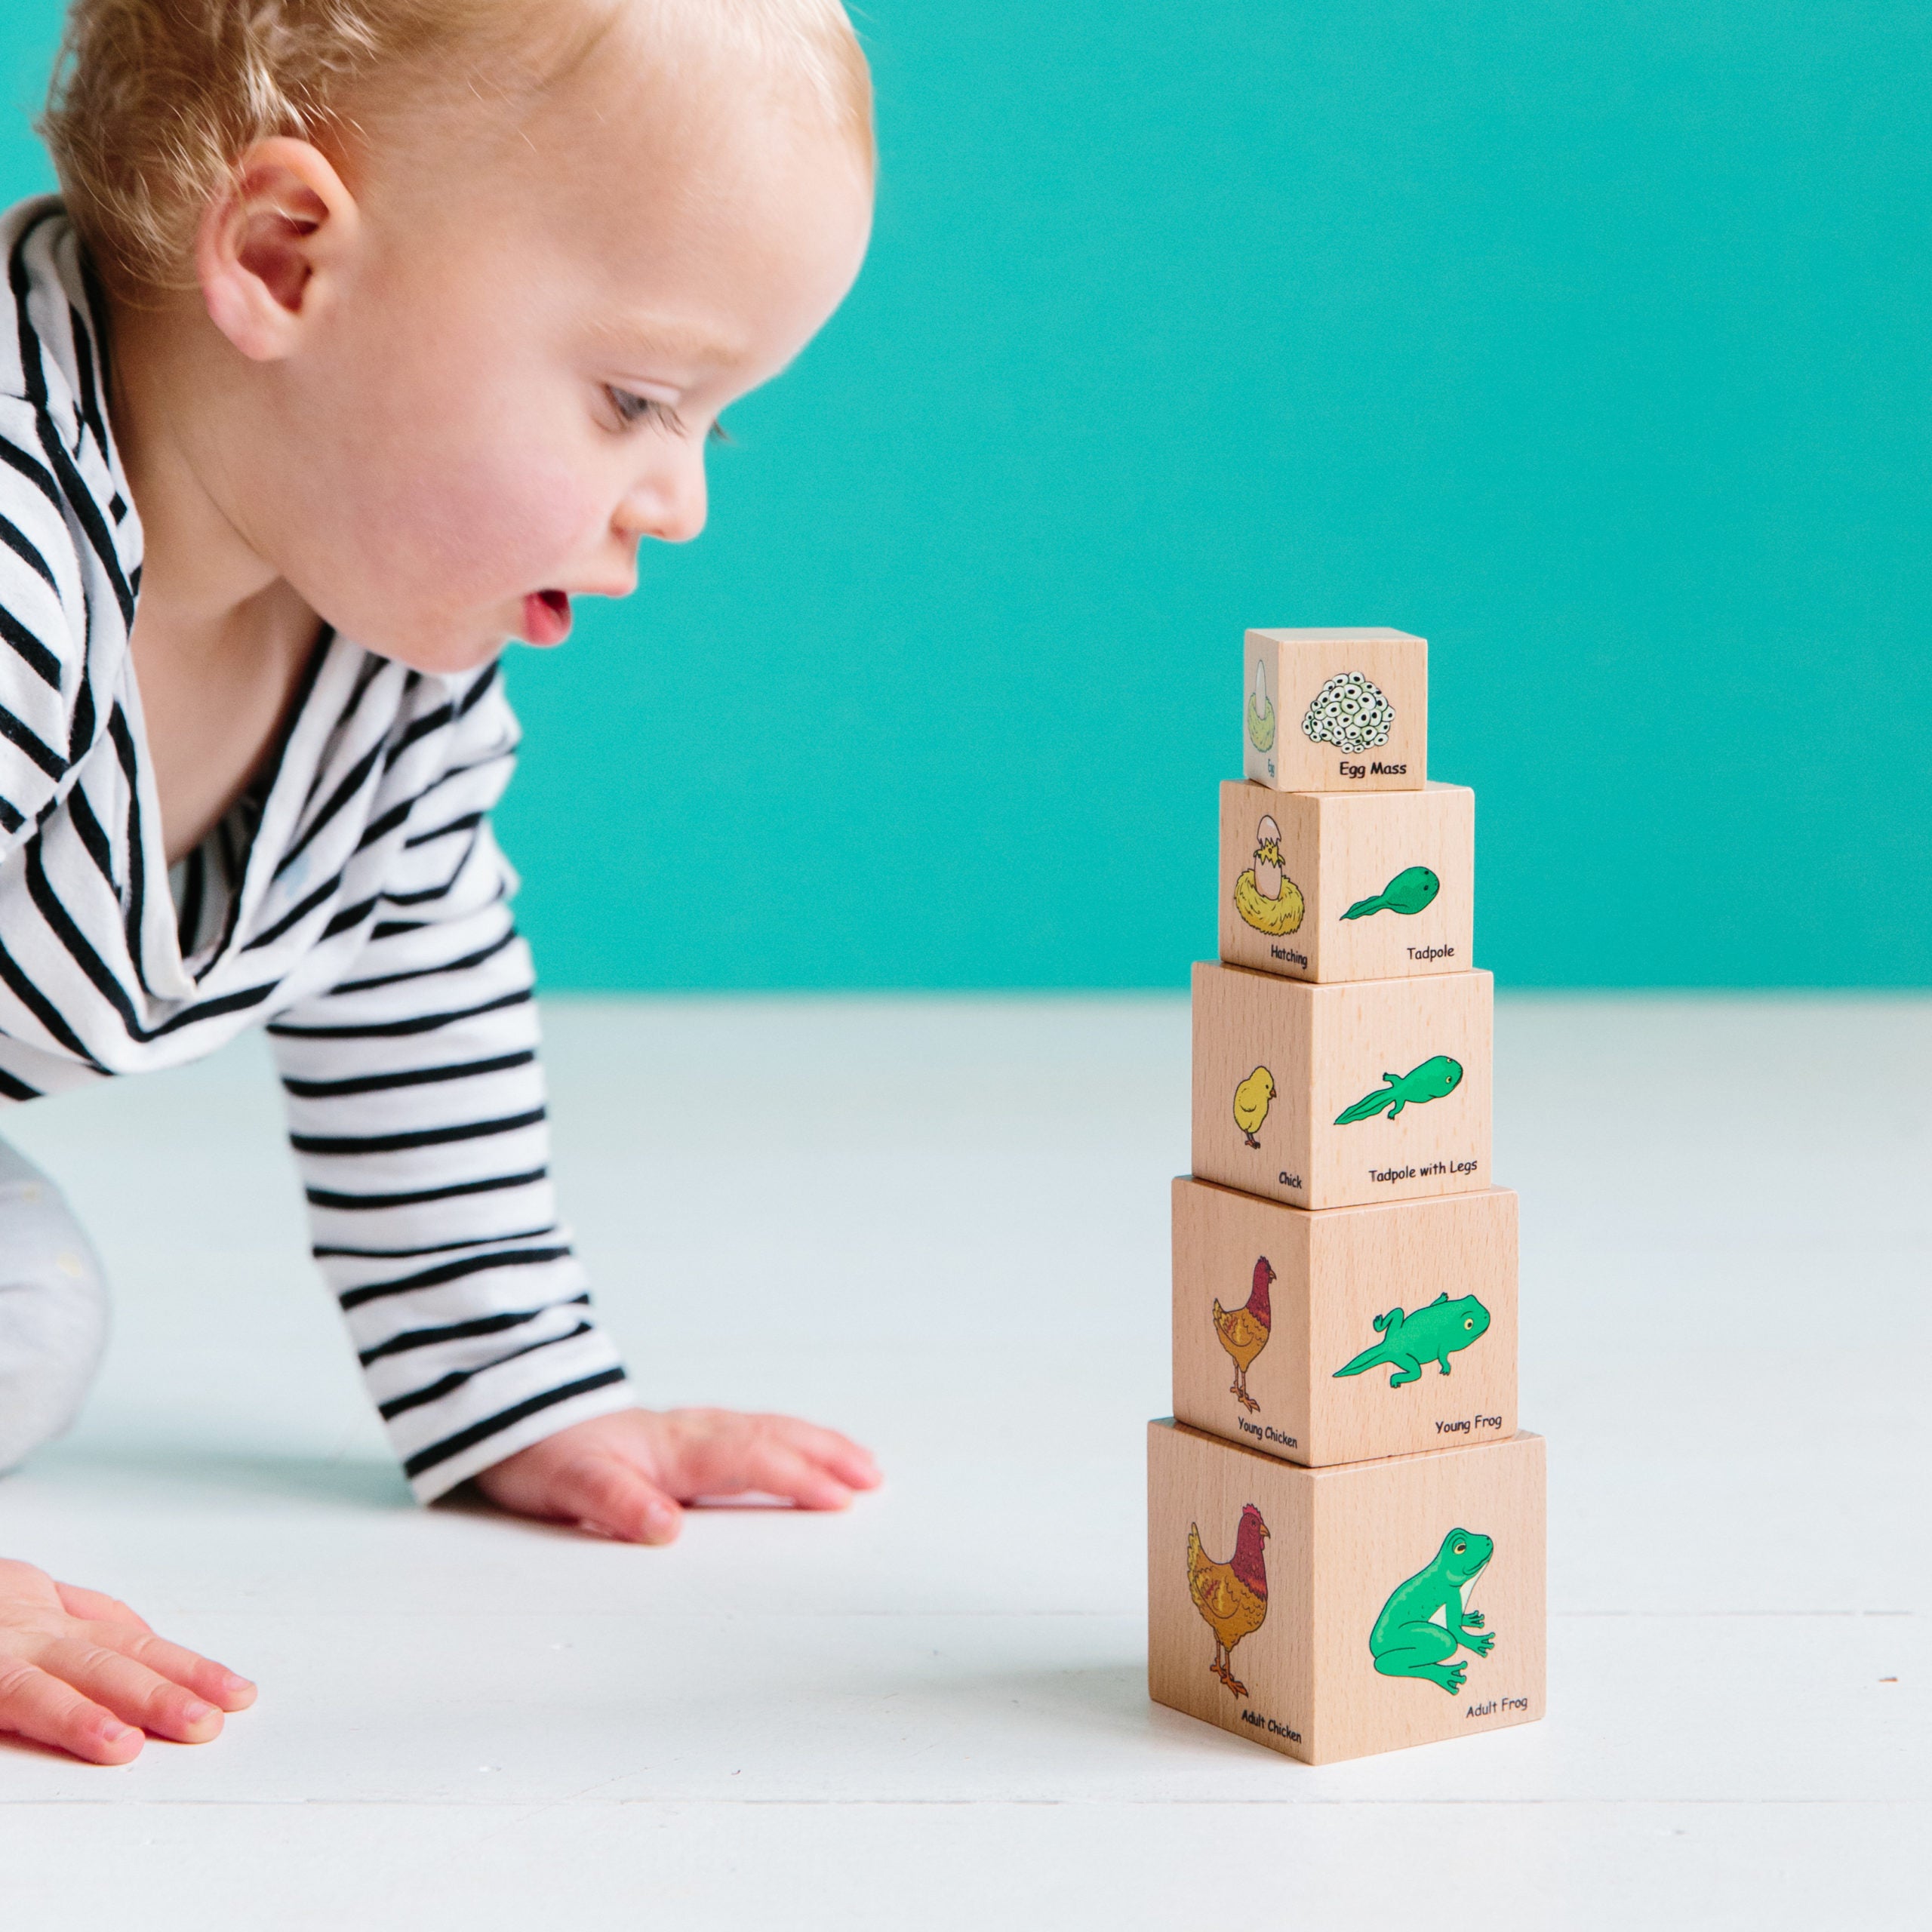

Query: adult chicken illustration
[1186,1503,1270,1698]
[1212,1257,1274,1412]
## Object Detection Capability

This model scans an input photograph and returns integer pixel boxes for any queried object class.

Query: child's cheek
[359,435,601,606]
[435,445,592,593]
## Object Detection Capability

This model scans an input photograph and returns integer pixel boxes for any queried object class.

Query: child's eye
[604,386,685,434]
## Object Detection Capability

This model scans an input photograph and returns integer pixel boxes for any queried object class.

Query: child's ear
[195,136,361,361]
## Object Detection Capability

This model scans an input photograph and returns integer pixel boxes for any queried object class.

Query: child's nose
[620,445,709,546]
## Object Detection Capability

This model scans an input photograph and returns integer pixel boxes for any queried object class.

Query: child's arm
[0,1557,254,1764]
[265,663,633,1503]
[265,662,878,1527]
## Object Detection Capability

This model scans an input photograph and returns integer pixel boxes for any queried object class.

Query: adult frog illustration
[1368,1528,1495,1692]
[1333,1293,1490,1388]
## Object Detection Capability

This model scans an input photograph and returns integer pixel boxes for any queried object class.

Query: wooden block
[1192,961,1492,1210]
[1242,628,1426,792]
[1148,1418,1545,1764]
[1171,1178,1517,1466]
[1219,780,1474,983]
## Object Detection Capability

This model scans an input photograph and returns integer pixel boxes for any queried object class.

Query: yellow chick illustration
[1232,1066,1275,1149]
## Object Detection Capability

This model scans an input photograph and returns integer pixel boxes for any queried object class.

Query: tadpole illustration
[1341,866,1439,920]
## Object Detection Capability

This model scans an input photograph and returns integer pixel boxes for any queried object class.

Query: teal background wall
[5,4,1927,989]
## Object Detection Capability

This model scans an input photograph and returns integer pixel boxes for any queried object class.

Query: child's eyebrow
[585,312,746,368]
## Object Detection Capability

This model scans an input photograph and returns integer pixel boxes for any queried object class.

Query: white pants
[0,1139,108,1473]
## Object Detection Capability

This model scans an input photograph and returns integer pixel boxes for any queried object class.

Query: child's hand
[471,1407,882,1545]
[0,1558,256,1764]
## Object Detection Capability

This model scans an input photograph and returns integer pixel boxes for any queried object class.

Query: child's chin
[365,631,509,677]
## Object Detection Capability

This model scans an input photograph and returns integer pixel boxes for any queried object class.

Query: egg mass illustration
[1302,670,1395,755]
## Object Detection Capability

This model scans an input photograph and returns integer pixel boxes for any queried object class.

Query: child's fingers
[41,1640,226,1744]
[53,1582,152,1632]
[103,1627,256,1712]
[0,1660,143,1765]
[730,1438,857,1512]
[758,1417,881,1491]
[552,1454,683,1546]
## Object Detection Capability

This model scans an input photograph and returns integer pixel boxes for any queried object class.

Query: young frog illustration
[1332,1293,1490,1387]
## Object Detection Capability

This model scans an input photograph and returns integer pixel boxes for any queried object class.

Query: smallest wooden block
[1243,628,1426,792]
[1172,1178,1518,1466]
[1149,1420,1546,1764]
[1219,780,1474,983]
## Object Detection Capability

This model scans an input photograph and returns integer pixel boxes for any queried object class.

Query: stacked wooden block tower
[1147,627,1546,1765]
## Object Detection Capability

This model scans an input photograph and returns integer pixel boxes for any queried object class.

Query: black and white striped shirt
[0,195,631,1499]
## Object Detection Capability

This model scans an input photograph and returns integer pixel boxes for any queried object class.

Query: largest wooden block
[1242,628,1426,792]
[1172,1178,1518,1466]
[1149,1419,1546,1764]
[1192,961,1493,1210]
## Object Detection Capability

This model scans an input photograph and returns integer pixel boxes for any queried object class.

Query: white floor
[0,992,1921,1928]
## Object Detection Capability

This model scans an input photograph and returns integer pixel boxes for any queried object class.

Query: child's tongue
[521,589,572,647]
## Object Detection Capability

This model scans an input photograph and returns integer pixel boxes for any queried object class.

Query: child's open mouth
[520,589,573,647]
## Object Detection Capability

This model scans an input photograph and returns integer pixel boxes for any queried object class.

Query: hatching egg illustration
[1253,817,1281,899]
[1234,815,1305,936]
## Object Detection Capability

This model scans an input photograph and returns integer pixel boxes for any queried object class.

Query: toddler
[0,0,878,1765]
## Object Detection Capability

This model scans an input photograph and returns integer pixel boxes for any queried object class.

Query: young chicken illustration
[1212,1257,1274,1413]
[1232,1066,1275,1148]
[1186,1503,1270,1698]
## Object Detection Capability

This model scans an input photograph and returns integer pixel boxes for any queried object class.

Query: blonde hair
[36,0,875,301]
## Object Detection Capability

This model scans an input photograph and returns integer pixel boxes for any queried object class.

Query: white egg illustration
[1253,815,1282,899]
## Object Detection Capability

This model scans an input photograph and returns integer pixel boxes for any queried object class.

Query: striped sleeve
[265,690,632,1501]
[0,394,100,852]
